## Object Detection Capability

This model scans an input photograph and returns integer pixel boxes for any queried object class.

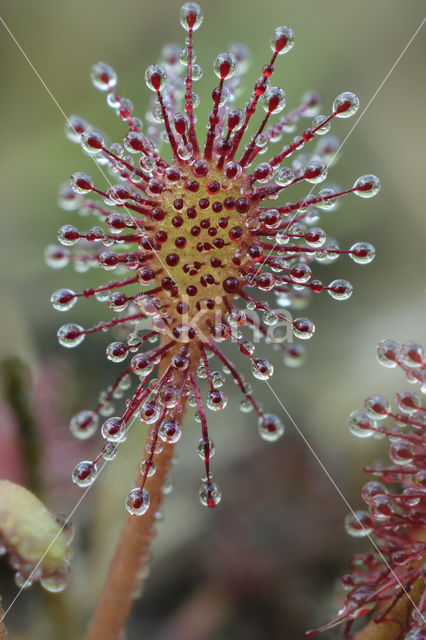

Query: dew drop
[41,567,70,593]
[333,91,359,118]
[57,224,79,246]
[328,279,353,301]
[213,52,237,79]
[145,65,167,92]
[400,341,424,368]
[66,115,90,143]
[159,419,182,444]
[199,482,222,508]
[81,130,104,154]
[364,395,390,420]
[389,440,414,465]
[304,159,327,184]
[140,459,156,477]
[70,410,98,440]
[106,341,128,363]
[51,288,77,311]
[344,511,374,537]
[72,461,97,487]
[258,413,284,442]
[57,324,85,348]
[293,317,315,340]
[348,410,376,438]
[197,437,215,461]
[262,87,286,114]
[349,242,375,264]
[126,488,150,516]
[312,114,331,135]
[353,174,380,198]
[270,26,294,55]
[45,245,70,269]
[91,62,117,91]
[207,389,227,411]
[180,2,203,32]
[251,358,274,381]
[101,417,126,443]
[275,167,294,187]
[376,339,399,368]
[102,443,118,461]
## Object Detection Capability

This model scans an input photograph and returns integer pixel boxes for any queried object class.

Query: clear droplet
[197,437,215,461]
[106,341,128,363]
[57,224,79,246]
[145,65,167,92]
[45,245,70,269]
[126,488,150,516]
[348,410,376,438]
[353,174,380,198]
[400,341,424,368]
[344,511,374,537]
[333,91,359,118]
[312,114,331,135]
[251,358,274,380]
[389,440,414,465]
[66,115,90,143]
[293,317,315,340]
[70,410,98,440]
[91,62,117,91]
[81,130,104,154]
[364,395,390,420]
[376,339,399,368]
[180,3,203,32]
[258,413,284,442]
[101,417,126,443]
[270,26,294,55]
[206,389,227,411]
[159,419,182,444]
[51,288,77,311]
[57,324,85,348]
[304,159,327,184]
[140,459,156,477]
[40,567,70,593]
[199,482,222,508]
[328,279,353,301]
[72,460,97,487]
[102,443,118,461]
[349,242,375,264]
[213,52,237,79]
[263,87,286,114]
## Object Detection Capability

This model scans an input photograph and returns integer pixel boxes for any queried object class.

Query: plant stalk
[84,434,176,640]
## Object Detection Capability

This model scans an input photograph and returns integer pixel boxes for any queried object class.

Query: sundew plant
[47,3,380,637]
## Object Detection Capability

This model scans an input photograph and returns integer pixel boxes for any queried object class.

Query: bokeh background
[0,0,425,638]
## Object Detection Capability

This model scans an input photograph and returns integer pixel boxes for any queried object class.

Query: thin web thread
[251,16,426,281]
[0,409,144,623]
[0,15,176,284]
[264,380,426,623]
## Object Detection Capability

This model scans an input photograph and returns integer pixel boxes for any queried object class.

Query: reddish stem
[84,357,184,640]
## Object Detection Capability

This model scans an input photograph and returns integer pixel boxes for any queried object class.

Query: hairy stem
[84,427,176,640]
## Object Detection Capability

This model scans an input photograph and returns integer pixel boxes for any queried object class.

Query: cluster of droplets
[0,515,74,593]
[49,2,379,514]
[308,340,426,638]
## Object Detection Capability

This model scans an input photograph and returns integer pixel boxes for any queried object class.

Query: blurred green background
[0,0,425,638]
